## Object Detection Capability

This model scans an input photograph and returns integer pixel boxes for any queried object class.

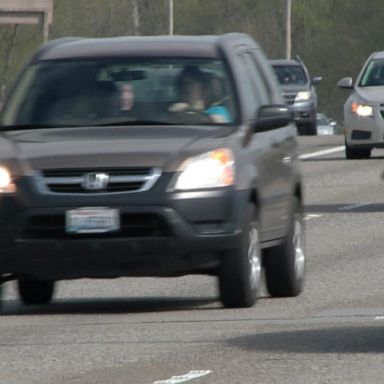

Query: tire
[297,122,317,136]
[263,197,305,297]
[345,139,371,159]
[218,203,262,308]
[0,283,3,313]
[17,278,55,305]
[306,122,317,136]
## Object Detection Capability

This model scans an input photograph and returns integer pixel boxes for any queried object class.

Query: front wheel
[345,139,371,159]
[263,197,305,297]
[218,204,262,308]
[17,278,55,305]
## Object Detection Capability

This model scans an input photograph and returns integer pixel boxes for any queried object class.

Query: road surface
[2,135,384,383]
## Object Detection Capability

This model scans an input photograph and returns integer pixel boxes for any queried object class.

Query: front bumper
[345,112,384,148]
[0,178,248,280]
[289,101,316,124]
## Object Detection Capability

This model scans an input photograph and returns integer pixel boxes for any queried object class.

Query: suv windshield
[273,64,307,86]
[359,59,384,87]
[0,58,236,129]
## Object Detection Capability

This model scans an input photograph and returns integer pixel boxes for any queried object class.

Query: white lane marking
[299,145,345,160]
[375,316,384,320]
[304,214,322,221]
[153,370,212,384]
[338,202,372,211]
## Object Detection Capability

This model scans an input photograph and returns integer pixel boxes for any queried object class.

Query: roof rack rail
[294,55,303,64]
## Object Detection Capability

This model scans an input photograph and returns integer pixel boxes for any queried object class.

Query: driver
[170,65,231,123]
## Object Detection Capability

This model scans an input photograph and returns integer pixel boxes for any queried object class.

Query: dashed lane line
[338,202,373,211]
[298,145,345,160]
[153,370,212,384]
[304,214,323,221]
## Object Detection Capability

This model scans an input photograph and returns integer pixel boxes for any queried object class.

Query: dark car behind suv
[271,57,321,135]
[0,33,304,310]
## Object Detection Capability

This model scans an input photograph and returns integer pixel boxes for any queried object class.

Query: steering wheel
[171,109,213,124]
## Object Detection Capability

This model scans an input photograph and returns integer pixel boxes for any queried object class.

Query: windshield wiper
[93,120,175,126]
[0,123,79,131]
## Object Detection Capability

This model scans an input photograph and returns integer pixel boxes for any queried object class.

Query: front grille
[351,130,371,140]
[283,94,296,105]
[22,213,172,239]
[41,167,161,194]
[380,104,384,119]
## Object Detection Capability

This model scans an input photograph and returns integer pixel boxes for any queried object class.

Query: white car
[338,51,384,159]
[316,113,336,135]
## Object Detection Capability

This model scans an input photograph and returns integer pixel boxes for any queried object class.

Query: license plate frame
[66,207,120,234]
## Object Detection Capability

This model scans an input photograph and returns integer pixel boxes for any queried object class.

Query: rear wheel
[17,278,55,305]
[345,139,371,159]
[218,203,261,308]
[263,197,305,297]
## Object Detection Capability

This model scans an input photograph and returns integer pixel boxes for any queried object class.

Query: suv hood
[3,125,230,172]
[355,86,384,103]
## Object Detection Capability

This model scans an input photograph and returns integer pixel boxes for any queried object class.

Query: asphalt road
[2,134,384,384]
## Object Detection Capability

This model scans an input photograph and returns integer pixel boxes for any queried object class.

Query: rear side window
[242,52,272,105]
[237,51,270,116]
[237,54,261,115]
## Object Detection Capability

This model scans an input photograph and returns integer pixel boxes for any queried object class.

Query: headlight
[0,167,16,193]
[294,91,311,102]
[351,102,374,117]
[175,148,235,191]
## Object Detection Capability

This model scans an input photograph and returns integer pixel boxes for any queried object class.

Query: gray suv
[271,57,321,135]
[0,33,304,310]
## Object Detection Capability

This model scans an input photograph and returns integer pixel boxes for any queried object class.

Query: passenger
[170,65,231,123]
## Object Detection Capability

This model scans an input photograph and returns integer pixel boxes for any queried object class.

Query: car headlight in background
[175,148,235,191]
[351,102,374,117]
[0,166,16,193]
[294,91,311,102]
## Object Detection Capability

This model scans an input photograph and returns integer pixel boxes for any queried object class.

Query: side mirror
[330,121,337,127]
[312,76,322,85]
[253,105,293,132]
[337,77,354,89]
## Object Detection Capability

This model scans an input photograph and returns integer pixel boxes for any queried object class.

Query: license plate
[66,208,120,234]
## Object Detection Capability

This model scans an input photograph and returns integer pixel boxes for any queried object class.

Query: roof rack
[294,55,303,65]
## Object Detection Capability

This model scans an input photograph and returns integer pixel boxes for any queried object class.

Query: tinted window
[316,114,329,125]
[237,53,264,116]
[273,65,307,85]
[1,58,237,128]
[359,59,384,86]
[243,53,271,105]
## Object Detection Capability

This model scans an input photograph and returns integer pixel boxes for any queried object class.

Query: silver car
[271,58,321,136]
[338,51,384,159]
[316,113,337,135]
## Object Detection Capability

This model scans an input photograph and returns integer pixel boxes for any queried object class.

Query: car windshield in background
[359,59,384,86]
[316,114,329,125]
[0,58,236,129]
[273,65,307,85]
